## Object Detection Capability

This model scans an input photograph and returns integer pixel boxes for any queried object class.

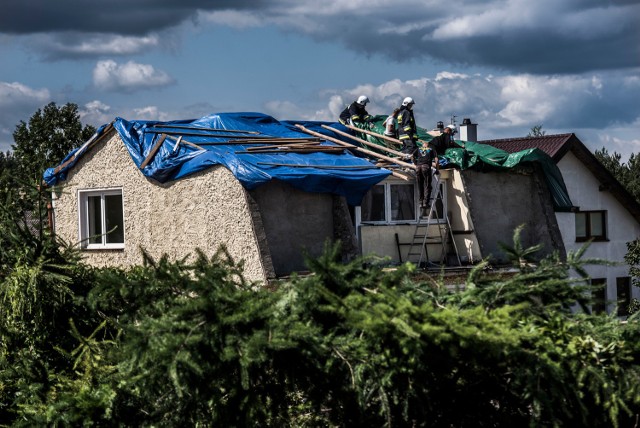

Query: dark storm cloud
[2,0,639,74]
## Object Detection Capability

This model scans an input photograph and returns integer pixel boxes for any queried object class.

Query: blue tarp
[43,112,391,206]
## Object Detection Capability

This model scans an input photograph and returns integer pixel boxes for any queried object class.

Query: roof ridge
[479,133,573,143]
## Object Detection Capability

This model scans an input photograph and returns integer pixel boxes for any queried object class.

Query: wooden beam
[146,130,271,139]
[245,141,320,151]
[256,162,379,170]
[294,124,417,171]
[165,134,205,151]
[229,137,321,143]
[140,133,168,169]
[321,124,407,158]
[236,147,345,154]
[150,124,260,134]
[390,170,412,181]
[343,124,404,147]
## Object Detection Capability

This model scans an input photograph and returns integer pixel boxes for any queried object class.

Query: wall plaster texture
[51,131,268,282]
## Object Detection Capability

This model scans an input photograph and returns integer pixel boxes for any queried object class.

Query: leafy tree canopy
[595,147,640,204]
[11,102,95,186]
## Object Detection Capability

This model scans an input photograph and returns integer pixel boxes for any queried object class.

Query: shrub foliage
[1,210,640,426]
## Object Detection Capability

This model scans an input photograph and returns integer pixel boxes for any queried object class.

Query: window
[359,179,447,225]
[616,277,631,317]
[390,183,415,221]
[590,278,607,314]
[361,184,386,222]
[575,210,606,242]
[79,188,125,249]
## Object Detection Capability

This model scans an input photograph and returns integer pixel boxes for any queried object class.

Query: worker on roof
[397,97,418,157]
[429,124,464,156]
[414,141,439,213]
[383,107,401,138]
[339,95,373,127]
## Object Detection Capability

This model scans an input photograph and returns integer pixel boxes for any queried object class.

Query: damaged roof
[43,112,391,206]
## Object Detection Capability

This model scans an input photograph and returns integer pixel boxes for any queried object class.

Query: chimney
[459,118,477,142]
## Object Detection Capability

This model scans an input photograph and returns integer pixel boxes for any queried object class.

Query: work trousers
[416,164,433,204]
[401,137,418,156]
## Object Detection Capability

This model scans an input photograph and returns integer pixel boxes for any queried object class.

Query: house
[44,113,390,283]
[353,118,570,267]
[44,110,580,286]
[481,133,640,314]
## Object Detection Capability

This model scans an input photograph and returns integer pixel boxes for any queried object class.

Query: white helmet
[445,124,456,131]
[357,95,370,106]
[402,97,415,106]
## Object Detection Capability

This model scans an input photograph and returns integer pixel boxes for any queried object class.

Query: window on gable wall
[575,210,607,242]
[79,188,125,249]
[359,179,446,225]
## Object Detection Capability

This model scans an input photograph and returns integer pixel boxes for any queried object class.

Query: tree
[595,147,640,204]
[11,102,95,186]
[527,125,546,137]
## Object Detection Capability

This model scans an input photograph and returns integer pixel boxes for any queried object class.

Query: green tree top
[527,125,546,137]
[11,102,96,185]
[595,147,640,204]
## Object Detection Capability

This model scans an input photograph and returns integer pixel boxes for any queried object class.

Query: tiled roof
[479,134,574,159]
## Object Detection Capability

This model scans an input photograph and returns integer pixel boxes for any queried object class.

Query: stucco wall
[462,167,564,264]
[250,180,334,275]
[51,131,268,282]
[556,151,640,308]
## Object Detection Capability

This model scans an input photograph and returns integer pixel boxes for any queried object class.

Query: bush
[2,227,640,426]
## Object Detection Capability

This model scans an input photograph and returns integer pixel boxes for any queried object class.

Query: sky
[1,0,639,160]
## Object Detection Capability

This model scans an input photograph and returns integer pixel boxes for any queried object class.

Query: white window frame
[78,188,125,250]
[356,178,448,226]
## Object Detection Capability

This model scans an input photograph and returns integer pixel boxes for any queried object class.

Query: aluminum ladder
[405,173,462,268]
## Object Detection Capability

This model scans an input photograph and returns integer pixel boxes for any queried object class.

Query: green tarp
[360,115,574,211]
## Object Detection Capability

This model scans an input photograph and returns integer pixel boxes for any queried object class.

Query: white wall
[556,151,640,312]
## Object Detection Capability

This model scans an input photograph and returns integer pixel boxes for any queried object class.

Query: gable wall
[51,132,268,282]
[462,167,564,264]
[555,151,640,307]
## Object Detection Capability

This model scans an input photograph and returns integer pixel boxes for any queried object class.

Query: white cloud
[0,81,50,107]
[92,60,175,92]
[79,100,112,127]
[0,81,51,152]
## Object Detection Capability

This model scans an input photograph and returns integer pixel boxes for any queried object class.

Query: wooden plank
[256,162,379,170]
[165,134,205,151]
[245,142,325,151]
[146,130,270,139]
[390,170,412,181]
[343,124,404,147]
[295,124,417,170]
[140,133,168,169]
[236,147,345,154]
[229,137,321,143]
[321,124,407,158]
[150,124,260,134]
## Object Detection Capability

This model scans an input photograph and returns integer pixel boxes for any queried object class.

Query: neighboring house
[44,113,390,283]
[482,133,640,314]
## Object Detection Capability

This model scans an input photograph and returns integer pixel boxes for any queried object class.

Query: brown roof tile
[479,133,574,159]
